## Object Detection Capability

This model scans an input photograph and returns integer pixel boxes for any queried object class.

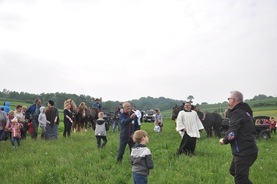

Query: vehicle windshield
[146,110,155,115]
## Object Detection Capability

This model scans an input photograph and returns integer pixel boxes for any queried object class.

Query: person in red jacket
[269,117,276,134]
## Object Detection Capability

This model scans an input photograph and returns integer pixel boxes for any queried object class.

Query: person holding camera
[117,102,139,163]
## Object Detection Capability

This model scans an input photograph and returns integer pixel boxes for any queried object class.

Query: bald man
[117,102,139,163]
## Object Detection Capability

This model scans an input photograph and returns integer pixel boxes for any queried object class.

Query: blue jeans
[11,137,20,147]
[133,172,148,184]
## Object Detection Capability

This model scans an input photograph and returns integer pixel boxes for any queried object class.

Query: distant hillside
[0,89,184,112]
[162,98,277,119]
[199,97,277,113]
[1,89,276,115]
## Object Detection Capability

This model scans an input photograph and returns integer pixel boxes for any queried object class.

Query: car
[254,116,271,139]
[219,116,271,139]
[143,110,156,122]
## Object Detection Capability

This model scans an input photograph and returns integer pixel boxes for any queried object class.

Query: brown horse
[75,102,99,131]
[86,107,99,130]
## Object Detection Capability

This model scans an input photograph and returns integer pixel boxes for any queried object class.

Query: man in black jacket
[219,91,258,184]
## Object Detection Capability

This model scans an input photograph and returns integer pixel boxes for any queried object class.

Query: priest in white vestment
[176,102,204,156]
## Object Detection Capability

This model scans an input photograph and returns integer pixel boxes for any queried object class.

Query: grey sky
[1,0,276,104]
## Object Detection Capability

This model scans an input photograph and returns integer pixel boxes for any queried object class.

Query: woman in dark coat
[45,100,59,140]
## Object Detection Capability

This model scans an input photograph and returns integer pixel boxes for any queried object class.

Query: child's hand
[46,121,51,124]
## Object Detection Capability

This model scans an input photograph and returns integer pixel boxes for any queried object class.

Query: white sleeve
[176,111,185,132]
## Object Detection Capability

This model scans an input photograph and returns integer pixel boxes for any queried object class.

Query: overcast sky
[1,0,276,104]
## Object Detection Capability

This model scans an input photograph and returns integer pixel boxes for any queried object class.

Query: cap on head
[48,100,54,106]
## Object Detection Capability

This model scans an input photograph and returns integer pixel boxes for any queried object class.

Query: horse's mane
[64,99,77,113]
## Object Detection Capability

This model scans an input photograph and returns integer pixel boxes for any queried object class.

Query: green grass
[1,118,277,184]
[253,109,277,119]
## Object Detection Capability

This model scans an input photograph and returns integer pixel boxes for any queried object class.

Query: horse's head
[196,111,205,121]
[77,102,86,115]
[82,108,87,118]
[172,105,181,120]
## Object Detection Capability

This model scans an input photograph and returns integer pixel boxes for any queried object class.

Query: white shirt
[14,110,25,122]
[176,110,204,138]
[135,110,142,126]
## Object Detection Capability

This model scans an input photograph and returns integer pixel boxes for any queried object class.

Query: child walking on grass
[131,130,154,184]
[8,117,23,149]
[95,112,108,148]
[38,106,50,139]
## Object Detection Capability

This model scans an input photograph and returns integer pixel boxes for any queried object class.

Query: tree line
[1,89,276,113]
[0,89,183,112]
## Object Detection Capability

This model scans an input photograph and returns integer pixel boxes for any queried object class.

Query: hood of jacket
[39,106,45,113]
[4,101,10,107]
[96,119,105,125]
[231,102,253,116]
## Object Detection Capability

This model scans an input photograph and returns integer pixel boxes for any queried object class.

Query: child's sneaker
[12,146,15,149]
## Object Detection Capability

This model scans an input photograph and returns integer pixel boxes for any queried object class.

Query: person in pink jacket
[8,117,23,149]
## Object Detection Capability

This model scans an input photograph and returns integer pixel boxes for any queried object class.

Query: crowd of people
[255,117,276,134]
[1,90,276,184]
[0,98,60,145]
[0,97,156,183]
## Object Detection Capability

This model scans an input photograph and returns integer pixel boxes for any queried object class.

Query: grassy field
[1,117,276,184]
